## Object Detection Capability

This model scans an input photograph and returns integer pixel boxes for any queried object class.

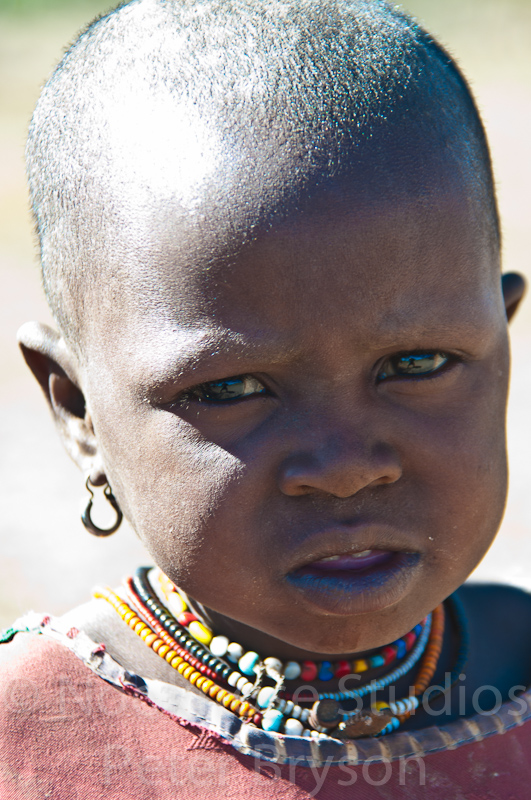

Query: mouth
[285,539,421,617]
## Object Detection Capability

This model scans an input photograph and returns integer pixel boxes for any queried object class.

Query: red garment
[1,633,530,799]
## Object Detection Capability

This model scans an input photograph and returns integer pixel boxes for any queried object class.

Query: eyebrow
[132,325,302,396]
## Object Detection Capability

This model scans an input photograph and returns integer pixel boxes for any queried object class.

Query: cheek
[94,406,248,576]
[404,379,508,579]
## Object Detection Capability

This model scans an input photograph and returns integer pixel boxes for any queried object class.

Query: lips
[283,526,422,617]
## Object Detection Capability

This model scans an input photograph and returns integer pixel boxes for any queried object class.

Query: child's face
[72,166,513,657]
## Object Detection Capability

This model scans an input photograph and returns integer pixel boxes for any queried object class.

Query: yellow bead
[165,649,177,662]
[158,644,170,658]
[195,676,206,689]
[373,701,391,711]
[353,659,369,673]
[182,665,195,680]
[202,680,213,694]
[124,611,136,624]
[223,694,234,708]
[170,656,183,668]
[140,627,152,640]
[177,662,189,675]
[188,621,213,646]
[134,621,146,634]
[152,639,164,653]
[189,671,201,685]
[145,633,158,647]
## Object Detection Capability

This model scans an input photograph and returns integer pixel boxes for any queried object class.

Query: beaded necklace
[157,570,424,683]
[96,567,452,739]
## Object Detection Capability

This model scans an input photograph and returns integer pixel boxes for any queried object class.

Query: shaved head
[26,0,499,352]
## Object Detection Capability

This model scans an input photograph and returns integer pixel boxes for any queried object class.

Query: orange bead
[230,699,241,713]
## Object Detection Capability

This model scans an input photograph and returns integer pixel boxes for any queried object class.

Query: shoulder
[456,582,531,693]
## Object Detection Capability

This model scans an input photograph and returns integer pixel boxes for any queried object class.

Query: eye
[377,352,449,381]
[186,375,267,403]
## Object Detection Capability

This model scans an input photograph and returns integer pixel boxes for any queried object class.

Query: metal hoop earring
[81,477,123,537]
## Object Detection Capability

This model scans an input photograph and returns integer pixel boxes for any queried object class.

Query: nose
[277,420,402,498]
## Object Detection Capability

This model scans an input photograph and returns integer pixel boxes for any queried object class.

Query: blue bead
[318,661,334,681]
[238,651,260,676]
[413,624,422,636]
[262,709,284,732]
[368,655,385,669]
[395,640,407,659]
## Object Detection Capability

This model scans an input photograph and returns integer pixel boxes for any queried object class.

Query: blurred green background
[1,0,530,626]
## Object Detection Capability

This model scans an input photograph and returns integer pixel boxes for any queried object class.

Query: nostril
[278,444,402,498]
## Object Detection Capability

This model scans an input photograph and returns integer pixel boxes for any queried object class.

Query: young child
[1,0,530,796]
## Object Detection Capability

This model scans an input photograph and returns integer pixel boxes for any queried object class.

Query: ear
[502,272,526,322]
[17,321,106,483]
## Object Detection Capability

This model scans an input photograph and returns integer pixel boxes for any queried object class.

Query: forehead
[82,171,501,384]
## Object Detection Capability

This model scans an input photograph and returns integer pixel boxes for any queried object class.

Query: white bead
[228,671,241,687]
[264,657,283,675]
[284,701,294,716]
[227,642,244,662]
[300,708,310,723]
[302,729,311,738]
[241,682,254,696]
[257,686,276,709]
[283,718,304,736]
[283,661,302,680]
[210,635,229,657]
[310,730,320,740]
[236,676,248,692]
[276,699,287,712]
[291,705,302,719]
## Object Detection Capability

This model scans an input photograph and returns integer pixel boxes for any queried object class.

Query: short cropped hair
[26,0,499,350]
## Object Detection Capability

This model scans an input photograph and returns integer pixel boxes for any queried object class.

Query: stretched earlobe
[17,321,101,475]
[501,272,526,322]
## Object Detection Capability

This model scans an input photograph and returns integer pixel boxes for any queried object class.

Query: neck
[188,596,396,662]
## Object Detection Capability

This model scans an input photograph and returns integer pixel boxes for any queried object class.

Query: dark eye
[188,375,267,403]
[378,352,449,380]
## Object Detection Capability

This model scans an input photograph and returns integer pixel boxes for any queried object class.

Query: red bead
[178,612,198,626]
[253,714,262,726]
[382,645,397,666]
[300,661,318,681]
[403,632,416,651]
[334,660,351,679]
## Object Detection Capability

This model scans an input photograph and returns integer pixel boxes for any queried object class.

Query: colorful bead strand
[377,603,445,735]
[94,585,259,722]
